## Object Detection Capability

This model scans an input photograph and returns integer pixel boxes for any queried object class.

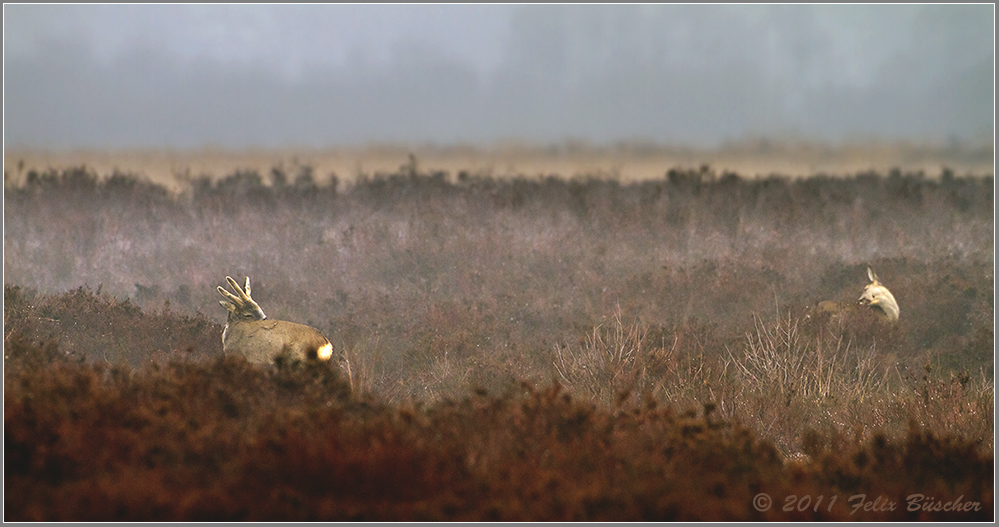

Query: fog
[3,4,994,149]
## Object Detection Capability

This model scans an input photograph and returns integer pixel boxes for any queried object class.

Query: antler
[218,276,255,305]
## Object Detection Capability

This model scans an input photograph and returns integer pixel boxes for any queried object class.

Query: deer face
[858,267,899,321]
[218,276,266,323]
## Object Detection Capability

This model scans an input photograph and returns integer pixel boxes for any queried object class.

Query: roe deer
[809,267,899,324]
[218,276,334,364]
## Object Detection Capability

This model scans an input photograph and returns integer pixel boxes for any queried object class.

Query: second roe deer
[808,267,900,324]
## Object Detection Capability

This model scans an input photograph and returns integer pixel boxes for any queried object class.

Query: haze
[3,4,994,149]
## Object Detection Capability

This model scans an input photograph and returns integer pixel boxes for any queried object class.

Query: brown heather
[3,164,994,520]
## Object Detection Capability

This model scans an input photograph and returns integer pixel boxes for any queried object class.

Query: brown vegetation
[3,162,994,520]
[4,337,993,520]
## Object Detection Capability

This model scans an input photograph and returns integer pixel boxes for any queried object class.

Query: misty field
[3,158,994,520]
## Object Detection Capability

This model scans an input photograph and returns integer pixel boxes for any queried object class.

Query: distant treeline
[9,162,993,209]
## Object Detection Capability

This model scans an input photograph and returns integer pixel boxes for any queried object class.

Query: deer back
[223,318,334,363]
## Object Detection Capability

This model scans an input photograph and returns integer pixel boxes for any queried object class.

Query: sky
[3,4,995,149]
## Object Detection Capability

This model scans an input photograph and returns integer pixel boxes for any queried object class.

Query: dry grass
[545,307,993,460]
[553,307,679,405]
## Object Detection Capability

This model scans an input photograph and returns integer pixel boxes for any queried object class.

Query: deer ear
[867,267,876,282]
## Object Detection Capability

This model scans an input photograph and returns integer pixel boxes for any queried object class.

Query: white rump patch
[317,342,334,361]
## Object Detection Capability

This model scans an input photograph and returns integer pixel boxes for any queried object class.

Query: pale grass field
[4,141,993,191]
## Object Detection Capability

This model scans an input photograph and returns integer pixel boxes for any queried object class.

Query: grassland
[3,151,994,520]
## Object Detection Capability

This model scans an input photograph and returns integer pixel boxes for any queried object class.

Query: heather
[3,165,993,520]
